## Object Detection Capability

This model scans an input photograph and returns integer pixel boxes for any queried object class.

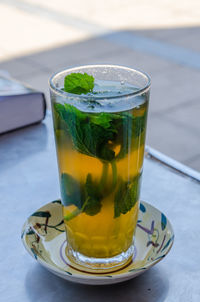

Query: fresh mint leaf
[83,121,116,161]
[62,173,102,220]
[114,111,147,160]
[53,103,69,131]
[54,103,116,162]
[64,72,94,95]
[61,173,83,209]
[91,113,117,129]
[83,174,102,216]
[114,174,141,218]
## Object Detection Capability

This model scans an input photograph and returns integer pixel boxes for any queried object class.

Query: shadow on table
[25,264,169,302]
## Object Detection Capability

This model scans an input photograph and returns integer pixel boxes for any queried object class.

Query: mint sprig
[54,103,146,162]
[55,102,146,220]
[61,173,102,220]
[64,72,94,95]
[54,103,116,162]
[53,73,146,220]
[114,174,141,218]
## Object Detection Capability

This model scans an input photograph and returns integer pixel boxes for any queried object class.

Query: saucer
[21,200,174,285]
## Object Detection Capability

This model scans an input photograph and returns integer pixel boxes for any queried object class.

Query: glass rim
[49,64,151,100]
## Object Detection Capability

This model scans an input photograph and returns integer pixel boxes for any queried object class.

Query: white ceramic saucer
[21,200,174,285]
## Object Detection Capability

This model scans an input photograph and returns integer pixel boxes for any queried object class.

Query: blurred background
[0,0,200,171]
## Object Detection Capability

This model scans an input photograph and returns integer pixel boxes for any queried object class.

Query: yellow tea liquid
[53,100,148,259]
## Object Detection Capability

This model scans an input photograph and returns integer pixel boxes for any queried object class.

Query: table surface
[0,114,200,302]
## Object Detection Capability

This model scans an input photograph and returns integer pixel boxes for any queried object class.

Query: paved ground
[0,0,200,171]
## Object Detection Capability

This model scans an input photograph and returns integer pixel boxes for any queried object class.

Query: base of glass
[65,243,135,273]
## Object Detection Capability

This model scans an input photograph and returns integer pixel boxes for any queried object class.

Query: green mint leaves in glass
[49,65,150,273]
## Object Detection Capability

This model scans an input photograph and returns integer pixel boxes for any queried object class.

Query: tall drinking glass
[49,65,150,272]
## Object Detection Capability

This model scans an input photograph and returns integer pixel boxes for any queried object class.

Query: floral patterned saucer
[21,200,174,285]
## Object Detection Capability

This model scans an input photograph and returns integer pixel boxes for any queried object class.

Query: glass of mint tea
[49,65,150,273]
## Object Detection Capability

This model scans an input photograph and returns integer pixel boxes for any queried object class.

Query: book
[0,74,46,134]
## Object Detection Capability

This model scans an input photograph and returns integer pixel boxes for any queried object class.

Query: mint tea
[50,66,150,272]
